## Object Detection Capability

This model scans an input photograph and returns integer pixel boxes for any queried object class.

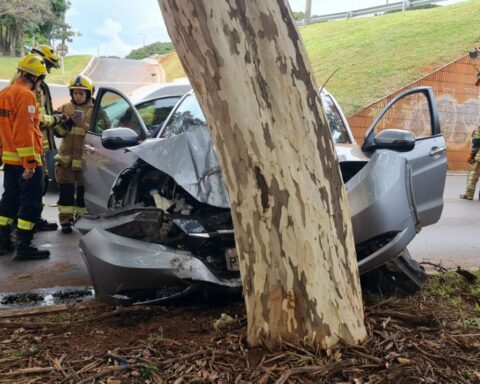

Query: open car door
[82,88,148,215]
[362,87,447,227]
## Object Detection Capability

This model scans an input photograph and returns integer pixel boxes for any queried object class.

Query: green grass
[0,55,92,85]
[161,0,480,116]
[300,0,480,115]
[161,52,186,82]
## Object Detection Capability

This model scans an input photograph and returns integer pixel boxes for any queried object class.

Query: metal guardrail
[297,0,446,25]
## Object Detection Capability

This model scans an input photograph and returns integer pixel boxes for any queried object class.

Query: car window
[321,95,351,144]
[136,96,181,136]
[91,91,143,135]
[160,92,352,144]
[159,94,207,138]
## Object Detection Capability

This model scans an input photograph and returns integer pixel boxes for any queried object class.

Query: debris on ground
[0,271,479,383]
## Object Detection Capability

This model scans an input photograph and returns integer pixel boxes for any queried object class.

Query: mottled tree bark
[158,0,367,349]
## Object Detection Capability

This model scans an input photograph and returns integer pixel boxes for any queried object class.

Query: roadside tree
[158,0,367,349]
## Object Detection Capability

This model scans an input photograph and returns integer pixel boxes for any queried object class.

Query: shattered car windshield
[161,93,351,143]
[160,94,207,138]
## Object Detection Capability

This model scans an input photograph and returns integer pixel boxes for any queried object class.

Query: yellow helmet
[31,45,60,69]
[69,75,95,101]
[17,54,47,78]
[69,75,95,93]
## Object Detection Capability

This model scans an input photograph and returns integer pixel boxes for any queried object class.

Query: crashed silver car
[77,87,447,305]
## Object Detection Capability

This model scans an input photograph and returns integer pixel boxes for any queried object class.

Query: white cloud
[93,18,135,58]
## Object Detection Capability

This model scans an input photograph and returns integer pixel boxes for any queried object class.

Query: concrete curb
[80,56,96,77]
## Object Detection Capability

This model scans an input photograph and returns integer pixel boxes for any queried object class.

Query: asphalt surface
[409,174,480,269]
[0,174,477,295]
[84,57,164,95]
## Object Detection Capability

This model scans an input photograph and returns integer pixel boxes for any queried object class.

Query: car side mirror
[373,129,415,152]
[101,128,140,150]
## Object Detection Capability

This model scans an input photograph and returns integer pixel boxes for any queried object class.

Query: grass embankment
[160,52,186,82]
[161,0,480,116]
[0,55,92,85]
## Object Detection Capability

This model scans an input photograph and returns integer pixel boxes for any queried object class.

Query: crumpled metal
[128,126,230,208]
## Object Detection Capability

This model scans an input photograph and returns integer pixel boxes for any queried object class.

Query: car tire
[362,248,427,295]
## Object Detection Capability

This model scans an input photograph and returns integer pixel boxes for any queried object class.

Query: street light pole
[304,0,312,25]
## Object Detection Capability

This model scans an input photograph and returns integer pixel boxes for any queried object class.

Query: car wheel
[362,248,427,295]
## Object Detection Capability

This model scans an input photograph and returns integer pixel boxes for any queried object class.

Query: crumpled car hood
[128,126,230,208]
[128,126,369,209]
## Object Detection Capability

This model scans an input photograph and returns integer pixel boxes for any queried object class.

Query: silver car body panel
[77,139,418,301]
[83,84,191,215]
[80,227,241,305]
[78,86,446,304]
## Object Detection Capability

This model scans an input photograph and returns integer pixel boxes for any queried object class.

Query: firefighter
[54,75,108,233]
[459,72,480,200]
[0,54,50,259]
[30,44,62,231]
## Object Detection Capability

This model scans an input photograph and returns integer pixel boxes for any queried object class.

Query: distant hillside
[161,0,480,116]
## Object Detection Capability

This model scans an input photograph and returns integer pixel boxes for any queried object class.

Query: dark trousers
[0,165,43,225]
[57,183,85,225]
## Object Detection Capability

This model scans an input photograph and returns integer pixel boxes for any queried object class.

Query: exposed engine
[106,161,238,279]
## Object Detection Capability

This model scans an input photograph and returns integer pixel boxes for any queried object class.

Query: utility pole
[304,0,312,25]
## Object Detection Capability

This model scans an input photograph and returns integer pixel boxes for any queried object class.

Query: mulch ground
[0,271,479,384]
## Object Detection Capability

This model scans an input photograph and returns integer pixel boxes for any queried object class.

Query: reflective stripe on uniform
[70,127,85,136]
[58,205,75,214]
[17,218,35,230]
[2,151,21,162]
[42,114,55,126]
[17,146,35,157]
[75,207,88,215]
[0,216,14,226]
[35,153,42,165]
[55,154,71,165]
[43,139,50,150]
[55,126,69,136]
[72,159,82,170]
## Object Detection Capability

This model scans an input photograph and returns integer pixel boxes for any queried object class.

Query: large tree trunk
[158,0,367,349]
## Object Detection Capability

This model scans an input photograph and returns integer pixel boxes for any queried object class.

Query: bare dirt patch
[0,272,479,383]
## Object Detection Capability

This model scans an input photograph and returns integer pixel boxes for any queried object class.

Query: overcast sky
[65,0,466,58]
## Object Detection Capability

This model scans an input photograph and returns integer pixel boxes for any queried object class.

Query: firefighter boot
[14,229,50,260]
[36,218,58,231]
[0,226,14,255]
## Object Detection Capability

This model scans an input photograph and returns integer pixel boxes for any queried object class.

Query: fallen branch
[0,367,55,377]
[76,364,135,384]
[274,360,354,384]
[369,311,435,326]
[0,306,168,329]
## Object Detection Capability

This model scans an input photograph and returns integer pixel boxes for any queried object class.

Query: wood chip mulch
[0,273,479,383]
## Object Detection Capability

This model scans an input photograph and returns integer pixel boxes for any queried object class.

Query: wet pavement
[0,187,91,294]
[409,173,480,269]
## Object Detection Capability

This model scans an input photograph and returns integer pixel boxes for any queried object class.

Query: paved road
[84,57,164,95]
[409,174,479,269]
[0,174,477,294]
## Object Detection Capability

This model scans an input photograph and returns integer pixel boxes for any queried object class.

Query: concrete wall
[347,54,480,171]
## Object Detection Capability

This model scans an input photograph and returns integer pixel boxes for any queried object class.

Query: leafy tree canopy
[126,41,174,60]
[0,0,76,56]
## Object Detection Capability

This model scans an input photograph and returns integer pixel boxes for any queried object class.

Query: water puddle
[0,286,94,309]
